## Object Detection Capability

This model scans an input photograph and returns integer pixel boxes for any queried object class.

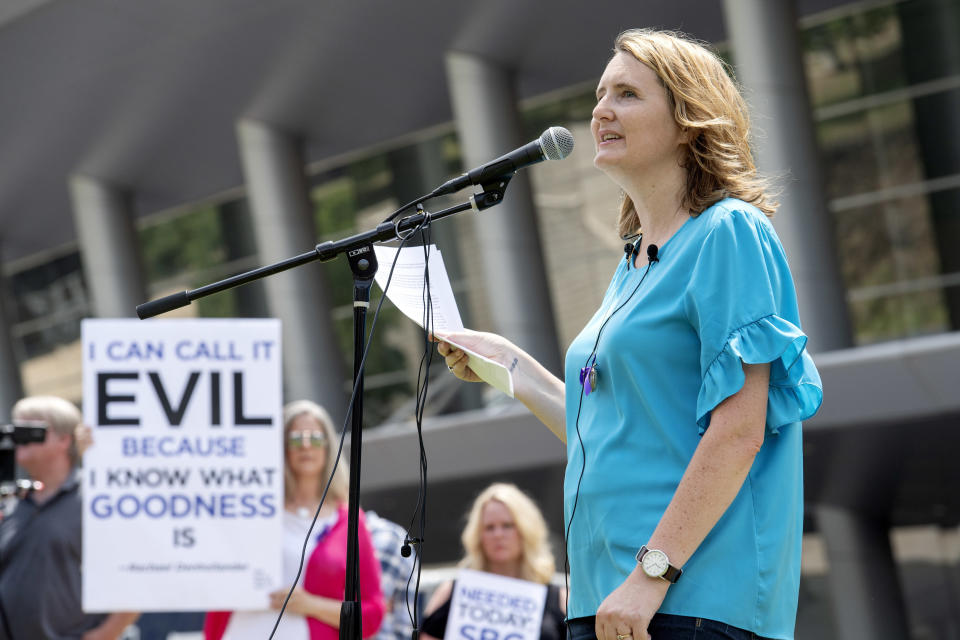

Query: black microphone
[647,244,659,263]
[430,127,574,197]
[400,535,422,558]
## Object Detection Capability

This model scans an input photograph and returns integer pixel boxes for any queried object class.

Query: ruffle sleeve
[696,314,823,434]
[684,200,823,435]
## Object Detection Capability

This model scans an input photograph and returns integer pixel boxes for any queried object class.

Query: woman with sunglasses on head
[204,400,385,640]
[437,28,822,640]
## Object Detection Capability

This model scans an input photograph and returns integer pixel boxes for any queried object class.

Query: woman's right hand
[436,329,567,442]
[435,330,517,383]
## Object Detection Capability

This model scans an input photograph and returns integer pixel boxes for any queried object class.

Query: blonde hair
[282,400,348,504]
[459,483,555,584]
[12,395,82,466]
[612,28,777,237]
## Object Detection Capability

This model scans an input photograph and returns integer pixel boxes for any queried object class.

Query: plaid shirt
[365,511,415,640]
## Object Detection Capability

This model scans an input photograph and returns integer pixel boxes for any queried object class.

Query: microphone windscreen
[539,127,575,161]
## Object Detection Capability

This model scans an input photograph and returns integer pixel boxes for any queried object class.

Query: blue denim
[567,615,774,640]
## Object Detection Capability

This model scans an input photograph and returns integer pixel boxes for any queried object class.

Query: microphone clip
[623,236,641,270]
[469,174,514,213]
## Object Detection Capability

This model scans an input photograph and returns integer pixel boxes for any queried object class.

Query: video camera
[0,421,47,496]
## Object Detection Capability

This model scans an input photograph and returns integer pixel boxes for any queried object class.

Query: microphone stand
[136,176,514,640]
[339,242,376,640]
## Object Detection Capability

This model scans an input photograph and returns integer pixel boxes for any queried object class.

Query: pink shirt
[205,504,385,640]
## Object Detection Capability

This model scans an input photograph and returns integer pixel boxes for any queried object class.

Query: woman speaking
[437,28,822,640]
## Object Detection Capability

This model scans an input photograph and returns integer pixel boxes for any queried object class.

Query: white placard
[81,319,283,612]
[444,569,547,640]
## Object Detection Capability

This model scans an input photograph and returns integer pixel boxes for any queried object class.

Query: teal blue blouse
[563,198,822,640]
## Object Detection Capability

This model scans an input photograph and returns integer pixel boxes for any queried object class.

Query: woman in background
[205,400,385,640]
[420,483,566,640]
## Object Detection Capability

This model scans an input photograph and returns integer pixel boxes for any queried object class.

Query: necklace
[287,500,320,519]
[580,254,658,396]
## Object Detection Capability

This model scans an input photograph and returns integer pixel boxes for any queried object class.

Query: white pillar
[444,51,562,374]
[722,0,852,352]
[236,119,348,422]
[69,175,146,318]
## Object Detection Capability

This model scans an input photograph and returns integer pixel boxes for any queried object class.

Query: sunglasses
[287,430,328,448]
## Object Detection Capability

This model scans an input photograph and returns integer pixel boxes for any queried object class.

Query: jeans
[567,615,774,640]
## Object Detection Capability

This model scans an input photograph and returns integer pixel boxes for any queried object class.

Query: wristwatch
[636,545,682,583]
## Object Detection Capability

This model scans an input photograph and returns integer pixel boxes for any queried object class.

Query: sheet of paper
[372,244,463,332]
[373,244,514,397]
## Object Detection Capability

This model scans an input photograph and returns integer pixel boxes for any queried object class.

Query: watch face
[642,549,669,577]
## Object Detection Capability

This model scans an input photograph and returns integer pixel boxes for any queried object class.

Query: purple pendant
[579,362,598,396]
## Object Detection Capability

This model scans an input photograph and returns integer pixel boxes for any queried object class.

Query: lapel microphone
[624,239,659,269]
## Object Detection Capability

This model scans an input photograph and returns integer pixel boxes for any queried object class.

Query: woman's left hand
[269,587,314,616]
[595,568,670,640]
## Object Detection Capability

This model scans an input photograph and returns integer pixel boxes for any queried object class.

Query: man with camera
[0,395,139,640]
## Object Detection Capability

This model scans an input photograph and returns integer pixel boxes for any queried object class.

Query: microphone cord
[402,220,437,639]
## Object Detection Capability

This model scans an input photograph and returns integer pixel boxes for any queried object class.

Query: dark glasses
[287,430,328,448]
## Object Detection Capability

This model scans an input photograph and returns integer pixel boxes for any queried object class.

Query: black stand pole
[340,243,378,640]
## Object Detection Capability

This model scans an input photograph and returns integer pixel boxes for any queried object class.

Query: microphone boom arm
[135,179,512,319]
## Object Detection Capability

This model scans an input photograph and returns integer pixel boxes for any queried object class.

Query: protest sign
[81,318,283,611]
[445,569,548,640]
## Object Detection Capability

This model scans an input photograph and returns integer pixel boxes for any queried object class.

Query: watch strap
[661,563,682,583]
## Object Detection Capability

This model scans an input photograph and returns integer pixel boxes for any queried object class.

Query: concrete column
[815,505,910,640]
[387,139,465,288]
[0,266,24,415]
[386,139,483,412]
[444,51,563,375]
[236,119,348,422]
[722,0,853,352]
[69,175,146,318]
